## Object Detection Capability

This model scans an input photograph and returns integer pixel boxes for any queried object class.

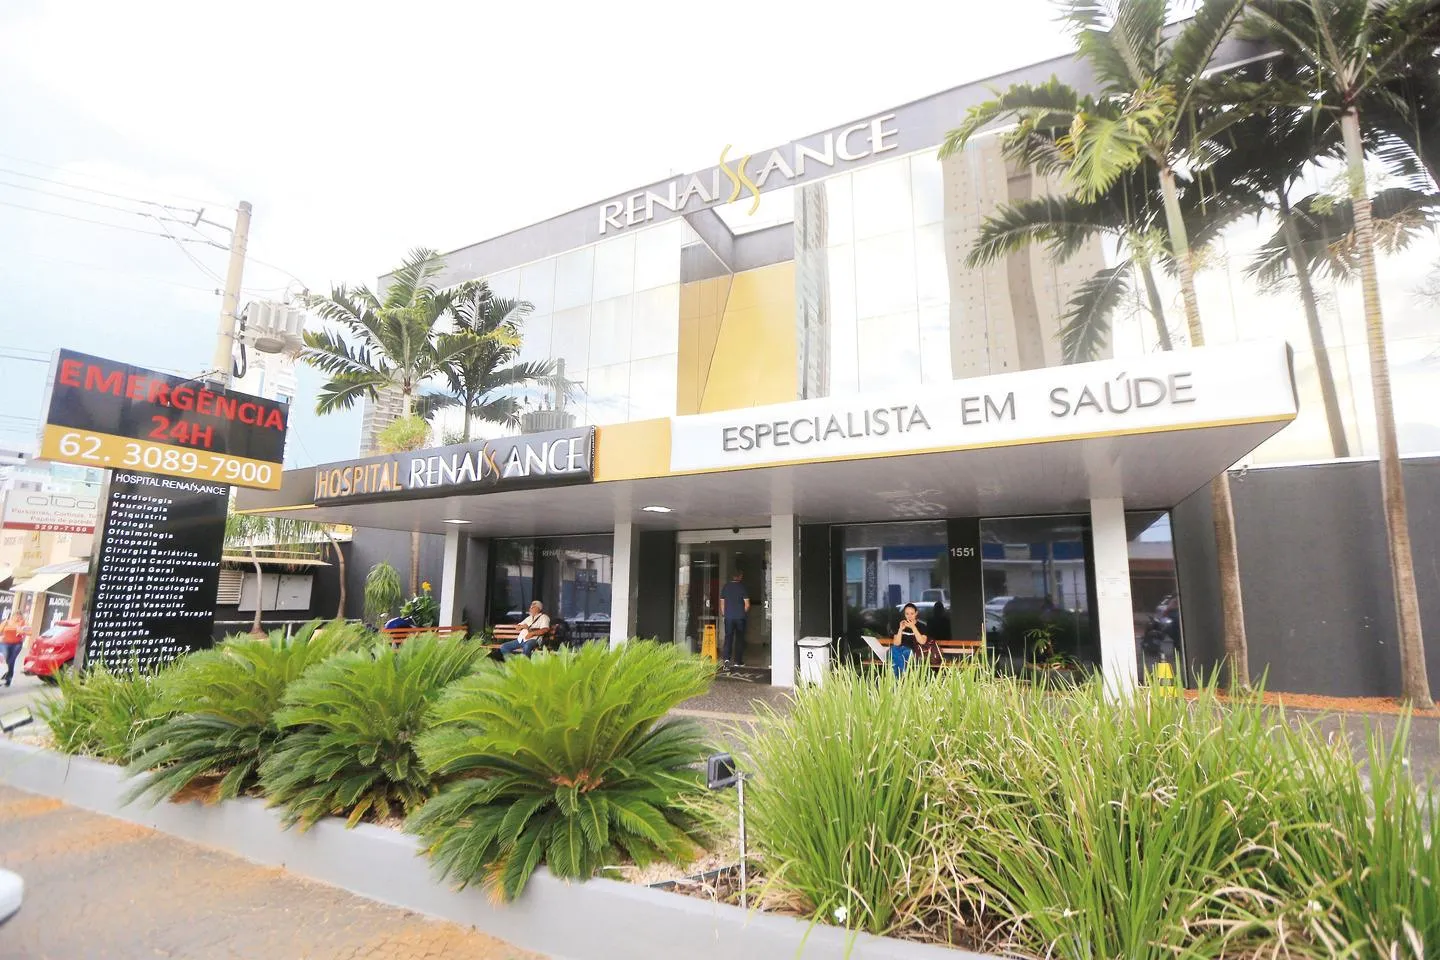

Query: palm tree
[1246,0,1440,706]
[300,248,477,417]
[941,0,1256,687]
[224,510,345,634]
[429,282,553,442]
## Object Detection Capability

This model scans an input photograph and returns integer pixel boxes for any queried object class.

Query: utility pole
[210,200,253,388]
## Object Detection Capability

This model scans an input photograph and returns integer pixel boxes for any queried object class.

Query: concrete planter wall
[0,739,993,960]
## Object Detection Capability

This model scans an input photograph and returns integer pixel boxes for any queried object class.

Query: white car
[0,867,21,926]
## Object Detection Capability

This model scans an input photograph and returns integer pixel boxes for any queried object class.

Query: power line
[0,254,219,294]
[0,166,205,216]
[0,154,235,210]
[144,212,226,286]
[0,198,226,245]
[0,178,204,222]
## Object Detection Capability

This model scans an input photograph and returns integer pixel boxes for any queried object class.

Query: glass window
[551,306,591,372]
[588,295,633,368]
[631,284,680,360]
[835,521,951,662]
[857,311,920,392]
[1127,511,1181,686]
[584,361,631,425]
[981,515,1096,674]
[553,246,595,311]
[851,157,913,240]
[629,354,678,420]
[918,305,953,384]
[910,153,945,227]
[516,312,554,365]
[488,536,614,647]
[592,234,636,301]
[486,268,521,301]
[634,220,685,291]
[854,230,918,318]
[914,223,950,308]
[518,258,557,314]
[821,175,854,248]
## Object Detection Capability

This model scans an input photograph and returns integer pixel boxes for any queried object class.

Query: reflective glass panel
[980,515,1097,673]
[851,158,913,240]
[550,306,591,373]
[592,234,636,301]
[584,361,631,425]
[553,247,595,311]
[518,258,557,314]
[857,311,920,392]
[910,153,945,227]
[631,284,680,360]
[854,230,918,318]
[588,295,633,368]
[634,220,685,291]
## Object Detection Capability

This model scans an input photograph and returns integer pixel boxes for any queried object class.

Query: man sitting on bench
[499,600,551,658]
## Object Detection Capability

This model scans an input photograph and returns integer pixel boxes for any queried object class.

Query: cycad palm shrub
[125,620,367,804]
[39,661,171,763]
[259,633,488,829]
[407,640,715,901]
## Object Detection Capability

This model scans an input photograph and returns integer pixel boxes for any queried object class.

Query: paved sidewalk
[0,784,540,960]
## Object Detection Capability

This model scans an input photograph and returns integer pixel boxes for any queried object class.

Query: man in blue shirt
[718,571,751,667]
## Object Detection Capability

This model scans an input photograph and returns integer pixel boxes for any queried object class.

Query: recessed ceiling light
[641,505,673,514]
[442,518,471,524]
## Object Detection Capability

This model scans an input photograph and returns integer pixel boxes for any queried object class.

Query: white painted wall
[1090,497,1138,694]
[770,513,797,688]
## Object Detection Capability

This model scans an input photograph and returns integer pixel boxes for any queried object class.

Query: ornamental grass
[744,665,1440,959]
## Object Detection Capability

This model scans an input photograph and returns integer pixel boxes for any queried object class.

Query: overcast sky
[0,0,1074,466]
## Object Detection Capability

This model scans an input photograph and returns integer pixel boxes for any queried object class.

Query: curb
[0,738,995,960]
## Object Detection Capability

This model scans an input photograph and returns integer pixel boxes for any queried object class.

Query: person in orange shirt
[1,608,27,686]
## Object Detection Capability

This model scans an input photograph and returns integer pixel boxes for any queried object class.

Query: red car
[23,619,79,680]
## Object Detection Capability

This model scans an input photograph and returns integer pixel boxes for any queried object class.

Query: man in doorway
[719,570,751,668]
[1,606,27,686]
[499,600,551,658]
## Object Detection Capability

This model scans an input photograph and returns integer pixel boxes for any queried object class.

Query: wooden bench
[861,635,984,666]
[381,625,468,646]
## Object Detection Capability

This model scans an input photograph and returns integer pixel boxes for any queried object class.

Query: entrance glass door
[675,534,771,679]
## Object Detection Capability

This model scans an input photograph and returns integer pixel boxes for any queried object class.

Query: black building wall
[344,528,447,622]
[211,542,349,640]
[635,530,676,641]
[1174,456,1440,697]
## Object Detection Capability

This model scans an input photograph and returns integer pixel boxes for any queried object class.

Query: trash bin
[797,637,833,686]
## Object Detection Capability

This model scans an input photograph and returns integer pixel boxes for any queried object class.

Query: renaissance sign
[313,427,595,505]
[669,342,1297,473]
[598,113,900,235]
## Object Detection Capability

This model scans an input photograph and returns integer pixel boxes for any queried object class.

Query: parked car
[23,619,80,680]
[0,867,21,926]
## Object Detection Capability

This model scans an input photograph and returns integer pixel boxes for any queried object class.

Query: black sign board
[79,470,229,673]
[40,349,289,490]
[312,426,595,505]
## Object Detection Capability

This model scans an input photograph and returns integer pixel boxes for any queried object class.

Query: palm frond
[939,78,1085,158]
[967,195,1128,267]
[314,370,391,415]
[1058,263,1131,363]
[383,248,446,311]
[1167,0,1248,112]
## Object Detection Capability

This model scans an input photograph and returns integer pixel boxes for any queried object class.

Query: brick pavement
[0,785,542,960]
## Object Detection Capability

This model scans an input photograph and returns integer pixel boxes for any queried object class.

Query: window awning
[221,555,330,568]
[34,559,89,576]
[11,570,73,594]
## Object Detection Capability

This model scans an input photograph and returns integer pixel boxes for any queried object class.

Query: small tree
[224,509,344,634]
[364,561,404,625]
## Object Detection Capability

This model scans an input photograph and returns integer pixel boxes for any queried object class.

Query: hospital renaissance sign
[313,427,594,505]
[669,343,1297,473]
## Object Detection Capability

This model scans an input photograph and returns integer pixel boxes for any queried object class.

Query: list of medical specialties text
[82,471,229,673]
